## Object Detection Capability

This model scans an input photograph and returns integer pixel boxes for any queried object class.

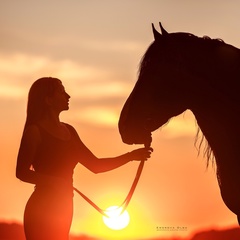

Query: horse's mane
[195,127,215,169]
[138,32,228,168]
[138,32,225,76]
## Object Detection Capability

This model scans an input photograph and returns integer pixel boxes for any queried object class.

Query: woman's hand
[129,147,153,161]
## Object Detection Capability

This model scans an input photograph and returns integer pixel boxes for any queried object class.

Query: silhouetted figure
[119,23,240,224]
[16,77,152,240]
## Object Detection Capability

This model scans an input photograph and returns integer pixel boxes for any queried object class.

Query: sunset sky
[1,0,240,239]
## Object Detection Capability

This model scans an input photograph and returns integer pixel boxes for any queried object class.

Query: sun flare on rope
[103,206,130,230]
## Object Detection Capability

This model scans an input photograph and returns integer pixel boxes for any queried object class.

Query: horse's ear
[152,23,162,41]
[159,22,168,36]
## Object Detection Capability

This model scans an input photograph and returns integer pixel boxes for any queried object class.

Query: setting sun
[103,206,130,230]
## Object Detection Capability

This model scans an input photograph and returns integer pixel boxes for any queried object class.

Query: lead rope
[73,159,145,218]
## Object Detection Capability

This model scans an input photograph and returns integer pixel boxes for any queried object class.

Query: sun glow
[103,206,130,230]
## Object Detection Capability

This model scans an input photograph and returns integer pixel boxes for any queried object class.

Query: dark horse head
[119,23,240,223]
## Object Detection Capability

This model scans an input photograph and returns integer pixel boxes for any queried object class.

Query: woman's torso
[33,123,79,187]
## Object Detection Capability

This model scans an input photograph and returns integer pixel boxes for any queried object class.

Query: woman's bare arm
[16,125,62,186]
[72,127,152,174]
[91,148,152,174]
[16,125,42,184]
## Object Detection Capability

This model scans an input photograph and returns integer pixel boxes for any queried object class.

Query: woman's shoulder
[61,122,78,136]
[61,122,82,141]
[62,122,76,131]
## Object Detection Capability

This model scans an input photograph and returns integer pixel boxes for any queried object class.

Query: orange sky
[1,1,240,239]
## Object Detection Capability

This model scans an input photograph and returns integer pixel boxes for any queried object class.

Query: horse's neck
[189,42,240,98]
[191,87,240,167]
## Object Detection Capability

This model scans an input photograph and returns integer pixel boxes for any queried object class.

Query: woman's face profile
[47,81,71,112]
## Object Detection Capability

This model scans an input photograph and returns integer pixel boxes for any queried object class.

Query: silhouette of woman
[16,77,152,240]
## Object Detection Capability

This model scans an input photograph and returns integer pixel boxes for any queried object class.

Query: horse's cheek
[220,183,240,216]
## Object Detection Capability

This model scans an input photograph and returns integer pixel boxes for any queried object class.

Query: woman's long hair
[24,77,61,131]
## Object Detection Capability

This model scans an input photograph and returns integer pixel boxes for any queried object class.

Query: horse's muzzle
[120,129,152,147]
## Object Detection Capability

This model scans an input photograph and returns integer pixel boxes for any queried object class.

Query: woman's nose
[66,93,71,99]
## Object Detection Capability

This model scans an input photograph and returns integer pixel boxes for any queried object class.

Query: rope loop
[73,159,145,217]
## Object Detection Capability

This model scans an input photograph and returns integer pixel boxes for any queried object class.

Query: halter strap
[73,159,145,217]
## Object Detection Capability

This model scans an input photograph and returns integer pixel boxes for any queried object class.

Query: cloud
[76,107,120,127]
[0,52,133,128]
[0,52,129,96]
